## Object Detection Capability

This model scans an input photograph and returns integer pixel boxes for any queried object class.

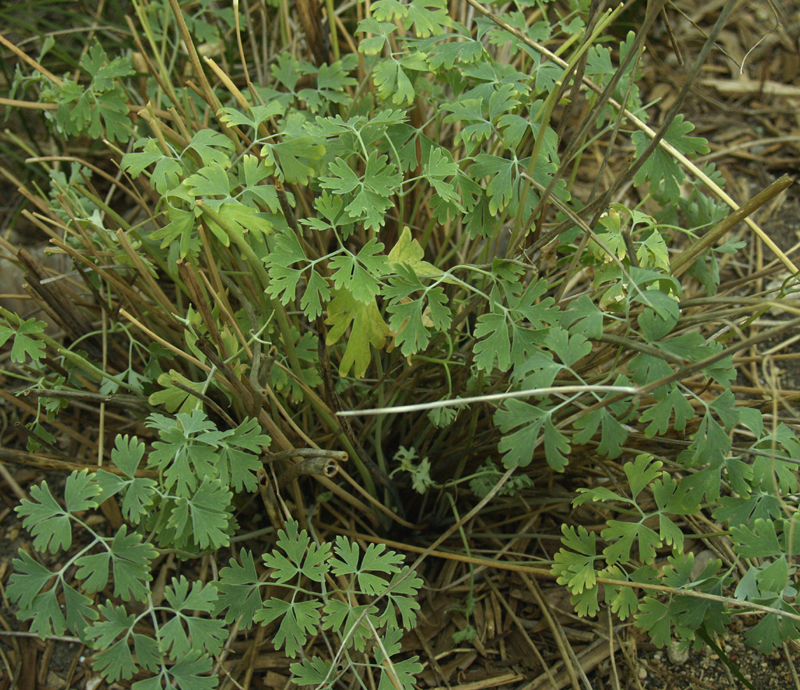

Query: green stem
[324,0,340,61]
[196,202,305,378]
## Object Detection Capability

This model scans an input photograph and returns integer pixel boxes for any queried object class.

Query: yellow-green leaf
[387,227,438,276]
[325,290,388,378]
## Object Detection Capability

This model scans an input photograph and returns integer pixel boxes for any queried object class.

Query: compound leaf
[214,550,263,627]
[0,317,47,363]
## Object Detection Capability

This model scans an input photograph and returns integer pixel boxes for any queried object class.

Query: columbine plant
[3,0,800,687]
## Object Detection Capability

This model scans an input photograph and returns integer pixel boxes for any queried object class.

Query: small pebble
[668,641,690,665]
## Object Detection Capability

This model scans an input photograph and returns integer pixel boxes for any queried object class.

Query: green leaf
[374,0,449,37]
[331,538,404,594]
[545,327,591,368]
[756,557,789,595]
[74,552,111,593]
[149,206,197,258]
[322,599,376,651]
[376,644,422,690]
[122,138,163,178]
[264,136,326,185]
[637,306,677,342]
[381,568,423,630]
[7,549,57,611]
[640,387,693,436]
[319,157,361,195]
[291,657,335,686]
[151,156,185,195]
[96,436,157,523]
[602,519,661,565]
[95,470,157,525]
[186,163,232,198]
[625,454,663,501]
[62,583,98,634]
[255,598,323,658]
[373,59,416,105]
[263,520,332,583]
[356,153,404,227]
[148,410,217,494]
[357,18,397,55]
[553,525,598,594]
[218,102,284,132]
[496,399,569,470]
[329,238,388,303]
[474,311,511,371]
[572,406,628,459]
[423,148,463,210]
[166,651,217,690]
[214,550,263,627]
[17,472,101,553]
[471,153,518,215]
[553,525,598,615]
[239,154,282,211]
[731,518,782,559]
[110,434,145,478]
[15,481,71,553]
[91,638,138,683]
[133,634,161,675]
[714,492,782,528]
[635,291,681,340]
[603,566,639,619]
[561,294,604,339]
[0,317,47,363]
[110,526,157,602]
[384,265,451,356]
[424,33,484,70]
[496,399,547,468]
[441,98,493,155]
[161,577,226,660]
[302,270,331,320]
[543,417,570,472]
[743,602,800,654]
[513,349,561,389]
[187,129,235,167]
[635,596,672,648]
[85,602,137,674]
[633,115,710,203]
[213,418,270,493]
[319,152,401,229]
[570,582,600,617]
[171,479,232,551]
[80,43,134,87]
[628,352,673,394]
[147,369,205,414]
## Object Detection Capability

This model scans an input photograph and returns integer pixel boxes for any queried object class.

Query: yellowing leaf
[325,289,388,378]
[148,370,204,414]
[388,227,438,276]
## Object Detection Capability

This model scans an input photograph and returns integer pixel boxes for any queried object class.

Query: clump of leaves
[4,0,800,686]
[10,453,422,690]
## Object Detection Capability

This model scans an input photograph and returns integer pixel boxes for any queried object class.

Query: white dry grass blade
[337,385,640,416]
